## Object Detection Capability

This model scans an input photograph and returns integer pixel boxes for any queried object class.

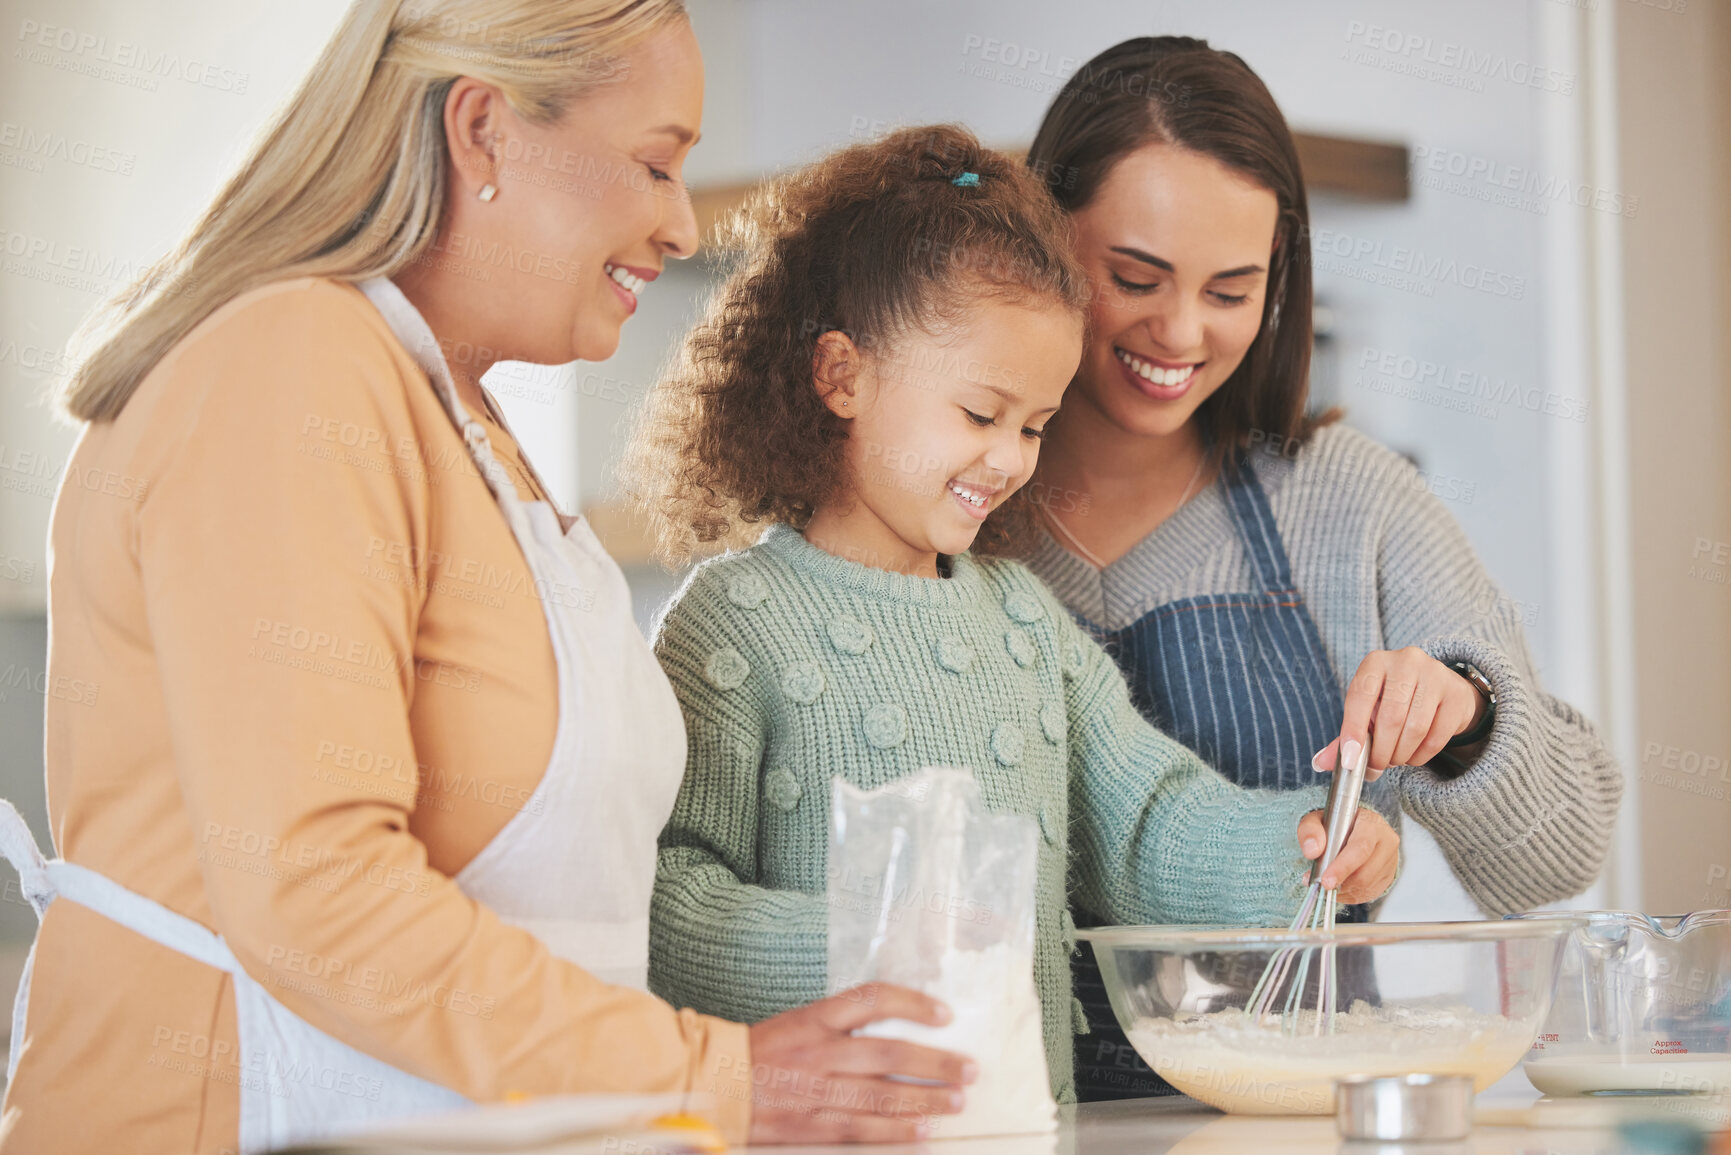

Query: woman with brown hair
[0,3,972,1151]
[1020,36,1624,1100]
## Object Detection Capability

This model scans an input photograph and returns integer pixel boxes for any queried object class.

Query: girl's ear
[812,330,862,418]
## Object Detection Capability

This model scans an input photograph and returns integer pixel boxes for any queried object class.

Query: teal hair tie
[951,171,980,187]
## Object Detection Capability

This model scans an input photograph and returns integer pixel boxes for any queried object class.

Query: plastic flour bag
[827,767,1057,1138]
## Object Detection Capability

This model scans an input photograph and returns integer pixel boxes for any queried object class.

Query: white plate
[330,1092,698,1150]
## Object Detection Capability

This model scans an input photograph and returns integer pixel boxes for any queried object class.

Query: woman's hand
[744,983,976,1144]
[1295,806,1399,905]
[1330,647,1488,778]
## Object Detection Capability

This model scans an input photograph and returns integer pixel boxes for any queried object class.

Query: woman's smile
[1113,346,1204,402]
[603,262,655,315]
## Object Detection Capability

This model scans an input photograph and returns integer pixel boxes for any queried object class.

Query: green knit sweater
[647,524,1323,1101]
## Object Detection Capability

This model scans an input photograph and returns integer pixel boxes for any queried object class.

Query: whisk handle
[1310,740,1369,886]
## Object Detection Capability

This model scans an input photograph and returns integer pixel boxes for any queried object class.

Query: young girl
[626,125,1400,1104]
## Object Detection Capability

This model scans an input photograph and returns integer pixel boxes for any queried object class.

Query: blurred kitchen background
[0,0,1727,1064]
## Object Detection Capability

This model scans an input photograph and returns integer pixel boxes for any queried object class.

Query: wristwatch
[1443,660,1496,748]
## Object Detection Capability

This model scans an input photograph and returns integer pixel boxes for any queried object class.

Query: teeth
[1116,348,1196,388]
[949,482,987,508]
[604,263,646,295]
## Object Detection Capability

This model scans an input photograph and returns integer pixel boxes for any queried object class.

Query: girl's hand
[1296,806,1399,905]
[745,983,975,1144]
[1328,647,1488,778]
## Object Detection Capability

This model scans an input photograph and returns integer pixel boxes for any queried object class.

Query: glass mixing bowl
[1077,920,1572,1115]
[1508,909,1731,1107]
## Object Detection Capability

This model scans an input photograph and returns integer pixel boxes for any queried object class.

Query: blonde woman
[0,3,971,1152]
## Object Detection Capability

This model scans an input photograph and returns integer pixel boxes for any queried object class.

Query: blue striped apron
[1070,454,1383,1101]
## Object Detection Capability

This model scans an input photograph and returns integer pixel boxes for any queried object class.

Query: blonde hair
[60,0,686,422]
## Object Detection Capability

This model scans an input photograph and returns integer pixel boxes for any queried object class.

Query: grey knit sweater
[647,524,1323,1101]
[1025,423,1623,916]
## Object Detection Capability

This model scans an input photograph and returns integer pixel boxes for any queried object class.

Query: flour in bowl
[1127,1001,1537,1115]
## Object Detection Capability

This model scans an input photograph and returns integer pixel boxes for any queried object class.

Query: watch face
[1451,661,1493,701]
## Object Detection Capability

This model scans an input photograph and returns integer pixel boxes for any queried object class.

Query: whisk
[1244,738,1370,1035]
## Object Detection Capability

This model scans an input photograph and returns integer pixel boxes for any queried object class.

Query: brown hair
[625,123,1088,565]
[1026,36,1337,471]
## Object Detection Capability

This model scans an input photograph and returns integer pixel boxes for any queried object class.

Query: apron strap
[0,801,51,916]
[477,389,578,535]
[45,862,240,972]
[0,797,243,1089]
[1220,452,1298,595]
[354,276,525,514]
[0,798,240,971]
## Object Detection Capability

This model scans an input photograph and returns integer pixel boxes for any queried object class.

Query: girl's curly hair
[623,123,1088,566]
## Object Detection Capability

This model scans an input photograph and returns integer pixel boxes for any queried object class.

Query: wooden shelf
[688,131,1408,244]
[583,499,662,568]
[1292,131,1409,202]
[688,181,761,247]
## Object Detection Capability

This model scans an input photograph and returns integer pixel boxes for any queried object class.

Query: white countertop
[313,1083,1727,1154]
[736,1091,1722,1154]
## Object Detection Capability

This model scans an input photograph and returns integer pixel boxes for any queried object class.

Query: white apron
[0,276,689,1153]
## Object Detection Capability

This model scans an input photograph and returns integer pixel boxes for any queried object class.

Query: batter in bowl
[1128,1001,1538,1115]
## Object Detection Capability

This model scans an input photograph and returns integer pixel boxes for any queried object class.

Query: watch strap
[1443,660,1496,748]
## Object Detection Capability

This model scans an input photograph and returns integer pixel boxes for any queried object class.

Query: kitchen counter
[736,1091,1727,1154]
[303,1086,1728,1154]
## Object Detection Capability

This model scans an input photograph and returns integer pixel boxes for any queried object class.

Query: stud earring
[477,183,498,202]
